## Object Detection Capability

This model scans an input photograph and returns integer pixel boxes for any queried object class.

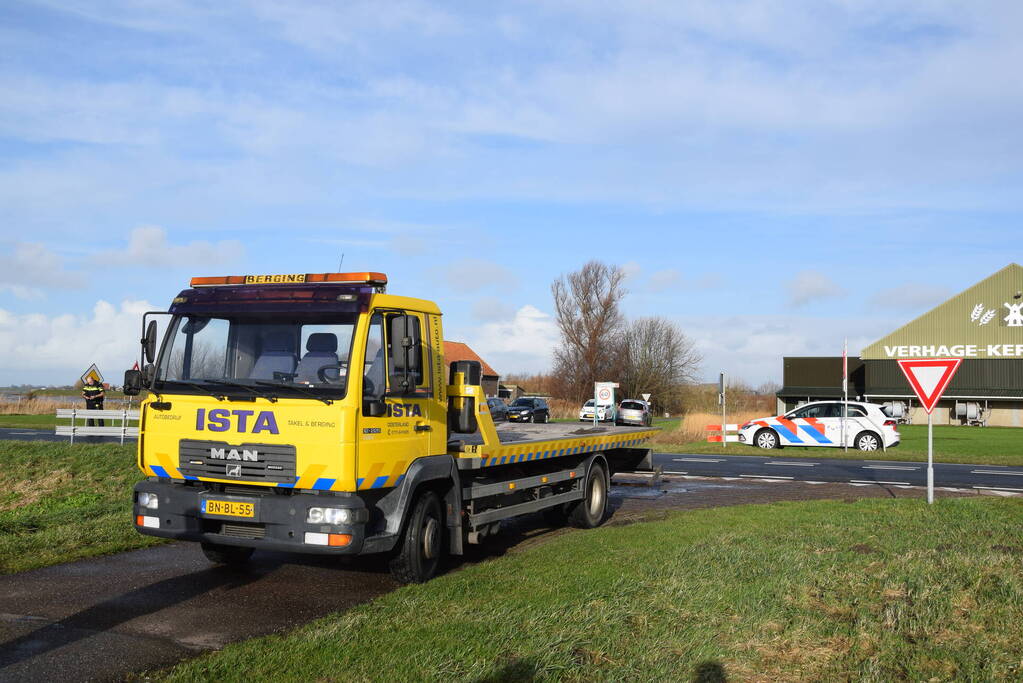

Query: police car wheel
[754,428,779,449]
[855,432,881,451]
[201,542,253,566]
[390,490,444,584]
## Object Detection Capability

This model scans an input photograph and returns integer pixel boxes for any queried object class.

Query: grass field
[0,414,60,429]
[160,496,1023,681]
[659,423,1023,467]
[0,441,160,573]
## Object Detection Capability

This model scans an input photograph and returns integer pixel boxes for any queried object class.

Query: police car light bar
[190,272,388,287]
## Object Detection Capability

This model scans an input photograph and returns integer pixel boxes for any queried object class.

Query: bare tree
[551,261,627,401]
[619,317,701,413]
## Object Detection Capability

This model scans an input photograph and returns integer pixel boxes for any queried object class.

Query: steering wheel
[316,362,348,383]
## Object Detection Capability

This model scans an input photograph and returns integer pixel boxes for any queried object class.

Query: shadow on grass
[693,660,727,682]
[472,656,539,682]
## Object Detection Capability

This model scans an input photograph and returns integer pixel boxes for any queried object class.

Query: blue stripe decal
[312,478,336,490]
[799,424,831,444]
[356,477,365,488]
[772,423,804,444]
[276,481,295,488]
[183,475,198,481]
[394,475,405,487]
[150,465,169,478]
[371,475,390,489]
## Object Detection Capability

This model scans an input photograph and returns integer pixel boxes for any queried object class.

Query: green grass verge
[0,441,161,573]
[0,414,59,429]
[659,424,1023,467]
[161,497,1023,681]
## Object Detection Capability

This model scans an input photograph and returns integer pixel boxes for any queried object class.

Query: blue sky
[1,1,1021,386]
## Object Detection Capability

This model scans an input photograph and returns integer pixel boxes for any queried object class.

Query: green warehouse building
[779,263,1023,426]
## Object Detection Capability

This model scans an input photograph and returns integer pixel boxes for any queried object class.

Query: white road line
[739,474,794,480]
[766,461,817,467]
[672,458,724,463]
[850,479,911,486]
[11,431,37,435]
[862,465,919,471]
[973,485,1023,492]
[663,470,688,475]
[971,470,1023,476]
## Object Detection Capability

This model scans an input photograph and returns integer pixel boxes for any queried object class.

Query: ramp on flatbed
[451,422,659,469]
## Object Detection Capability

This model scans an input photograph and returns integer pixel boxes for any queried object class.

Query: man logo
[226,464,242,477]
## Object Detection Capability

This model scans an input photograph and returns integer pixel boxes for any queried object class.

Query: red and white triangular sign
[897,358,962,414]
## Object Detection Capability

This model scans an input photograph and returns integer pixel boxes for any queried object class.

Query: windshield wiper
[205,379,278,403]
[160,380,226,401]
[253,380,334,405]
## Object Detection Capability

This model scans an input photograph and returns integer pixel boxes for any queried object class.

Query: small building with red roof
[443,341,500,397]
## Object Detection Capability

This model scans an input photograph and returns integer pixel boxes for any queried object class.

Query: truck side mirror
[123,369,143,396]
[143,320,158,364]
[387,313,423,394]
[363,399,387,417]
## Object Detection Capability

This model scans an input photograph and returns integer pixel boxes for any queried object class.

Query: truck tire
[389,490,444,584]
[568,462,608,529]
[201,542,253,566]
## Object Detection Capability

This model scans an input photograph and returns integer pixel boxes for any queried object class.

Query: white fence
[55,408,140,444]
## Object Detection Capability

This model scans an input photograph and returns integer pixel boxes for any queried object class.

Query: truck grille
[178,439,297,483]
[219,522,266,539]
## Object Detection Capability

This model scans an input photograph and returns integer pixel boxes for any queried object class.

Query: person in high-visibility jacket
[81,377,106,427]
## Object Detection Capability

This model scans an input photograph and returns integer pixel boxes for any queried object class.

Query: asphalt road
[653,451,1023,492]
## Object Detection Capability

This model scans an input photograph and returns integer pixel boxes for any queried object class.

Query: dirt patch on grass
[1,469,72,511]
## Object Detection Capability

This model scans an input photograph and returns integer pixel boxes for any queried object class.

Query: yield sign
[897,358,962,414]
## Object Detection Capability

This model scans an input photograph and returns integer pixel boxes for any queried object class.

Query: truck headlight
[307,507,353,525]
[138,492,159,510]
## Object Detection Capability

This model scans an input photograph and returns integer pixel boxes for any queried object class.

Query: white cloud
[867,283,950,313]
[0,242,84,299]
[786,270,846,307]
[648,269,681,292]
[470,296,516,322]
[461,304,560,375]
[676,313,898,386]
[0,299,153,385]
[434,258,518,292]
[100,226,244,268]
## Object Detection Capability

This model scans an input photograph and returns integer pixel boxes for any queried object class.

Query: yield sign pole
[897,358,963,504]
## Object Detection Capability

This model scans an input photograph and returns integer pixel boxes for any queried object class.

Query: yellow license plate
[204,499,255,518]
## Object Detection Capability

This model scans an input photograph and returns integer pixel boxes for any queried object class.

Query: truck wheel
[389,490,444,584]
[201,542,253,566]
[568,462,608,529]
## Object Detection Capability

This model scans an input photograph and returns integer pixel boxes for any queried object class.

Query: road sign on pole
[897,358,962,504]
[593,382,619,426]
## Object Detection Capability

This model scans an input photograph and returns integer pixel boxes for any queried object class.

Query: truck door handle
[415,424,432,432]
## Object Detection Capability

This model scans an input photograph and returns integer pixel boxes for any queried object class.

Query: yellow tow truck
[123,271,658,582]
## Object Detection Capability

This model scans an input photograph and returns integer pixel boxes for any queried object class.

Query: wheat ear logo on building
[969,301,1023,327]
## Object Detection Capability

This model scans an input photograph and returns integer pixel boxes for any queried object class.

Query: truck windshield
[154,313,357,399]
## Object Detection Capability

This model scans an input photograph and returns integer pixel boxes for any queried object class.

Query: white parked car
[579,399,616,422]
[616,399,652,426]
[737,400,900,451]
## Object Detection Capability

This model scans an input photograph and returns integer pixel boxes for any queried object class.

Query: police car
[738,400,900,451]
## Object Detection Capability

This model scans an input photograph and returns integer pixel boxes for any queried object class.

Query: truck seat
[296,333,339,382]
[249,332,296,380]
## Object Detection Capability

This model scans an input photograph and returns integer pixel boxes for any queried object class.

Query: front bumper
[508,413,532,421]
[133,479,371,555]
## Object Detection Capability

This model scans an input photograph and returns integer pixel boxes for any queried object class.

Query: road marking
[862,465,919,471]
[11,431,38,435]
[672,458,724,463]
[850,479,911,486]
[739,474,794,480]
[663,471,688,475]
[973,485,1023,492]
[766,461,817,467]
[971,470,1023,476]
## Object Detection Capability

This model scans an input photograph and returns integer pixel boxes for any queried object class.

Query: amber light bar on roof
[190,272,388,287]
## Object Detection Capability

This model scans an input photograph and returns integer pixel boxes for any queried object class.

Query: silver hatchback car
[616,399,652,426]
